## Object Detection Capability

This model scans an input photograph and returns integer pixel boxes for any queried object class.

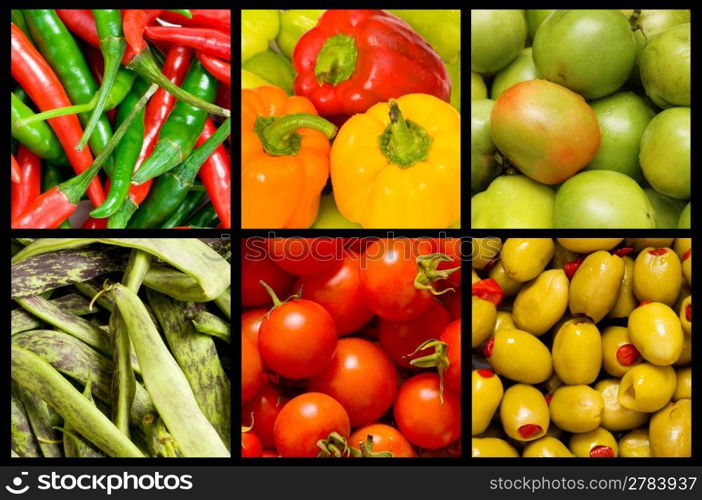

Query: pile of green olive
[472,238,691,457]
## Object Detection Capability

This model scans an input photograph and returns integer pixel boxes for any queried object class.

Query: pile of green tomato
[472,238,692,457]
[471,10,690,229]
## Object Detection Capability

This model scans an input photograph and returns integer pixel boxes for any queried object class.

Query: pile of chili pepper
[11,9,231,229]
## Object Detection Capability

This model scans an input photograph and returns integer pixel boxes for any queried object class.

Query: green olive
[472,369,504,436]
[472,296,496,348]
[522,436,574,457]
[627,301,683,366]
[619,363,676,413]
[472,237,502,270]
[543,372,563,394]
[488,260,524,296]
[569,427,618,457]
[513,269,569,336]
[557,238,623,253]
[548,385,603,433]
[486,328,553,384]
[673,238,691,259]
[602,326,642,378]
[619,428,651,457]
[595,379,648,431]
[501,238,555,282]
[550,243,580,271]
[682,250,691,287]
[679,295,691,335]
[493,310,516,334]
[632,247,682,306]
[649,399,691,457]
[673,367,691,400]
[500,384,550,442]
[624,238,674,252]
[608,256,637,318]
[675,332,691,366]
[552,319,602,384]
[569,251,624,323]
[472,438,519,457]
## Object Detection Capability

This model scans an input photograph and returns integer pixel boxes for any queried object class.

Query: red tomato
[242,377,290,449]
[261,449,279,457]
[241,308,268,347]
[393,373,461,450]
[308,338,398,427]
[242,429,263,457]
[442,288,462,320]
[268,237,344,276]
[437,238,463,289]
[343,237,378,254]
[274,393,350,457]
[348,423,416,457]
[441,319,461,394]
[242,334,263,404]
[298,251,373,336]
[258,298,337,379]
[378,301,452,369]
[360,238,435,321]
[242,240,294,307]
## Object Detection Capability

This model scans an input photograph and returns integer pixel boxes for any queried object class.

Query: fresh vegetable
[277,10,324,59]
[242,50,295,95]
[241,10,280,63]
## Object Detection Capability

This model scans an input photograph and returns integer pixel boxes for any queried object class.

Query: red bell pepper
[293,10,450,116]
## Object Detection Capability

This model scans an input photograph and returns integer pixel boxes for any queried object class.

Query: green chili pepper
[242,49,296,95]
[185,202,219,228]
[131,60,219,185]
[22,9,115,174]
[11,10,33,41]
[160,190,207,228]
[11,93,69,165]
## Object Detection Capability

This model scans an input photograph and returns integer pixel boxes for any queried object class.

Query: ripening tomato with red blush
[242,240,294,307]
[242,334,263,404]
[241,308,268,347]
[349,423,416,457]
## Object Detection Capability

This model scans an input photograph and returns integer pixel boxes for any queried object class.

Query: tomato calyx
[589,445,614,458]
[408,338,449,402]
[350,435,394,458]
[616,344,640,366]
[259,280,302,313]
[414,253,460,295]
[316,432,352,458]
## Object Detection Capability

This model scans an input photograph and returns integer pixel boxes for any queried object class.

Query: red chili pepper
[564,257,585,280]
[81,216,108,229]
[158,9,231,33]
[11,24,105,207]
[613,247,633,257]
[197,52,231,86]
[56,10,135,64]
[123,10,163,56]
[11,146,42,219]
[471,279,504,306]
[11,187,76,229]
[196,119,231,228]
[11,154,21,184]
[616,344,640,366]
[145,26,230,61]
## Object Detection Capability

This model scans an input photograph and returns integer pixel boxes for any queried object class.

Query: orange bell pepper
[241,86,337,228]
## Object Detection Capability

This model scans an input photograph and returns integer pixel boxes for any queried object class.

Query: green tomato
[471,99,498,192]
[554,170,656,228]
[471,10,527,74]
[241,10,280,63]
[490,48,538,100]
[645,188,687,229]
[471,72,487,100]
[312,194,362,229]
[678,202,691,228]
[584,91,655,182]
[471,175,555,229]
[533,10,637,99]
[639,107,690,200]
[241,69,273,89]
[389,10,461,64]
[277,10,325,60]
[640,23,690,108]
[525,10,555,40]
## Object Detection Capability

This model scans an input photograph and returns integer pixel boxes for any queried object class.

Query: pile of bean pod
[472,238,691,458]
[11,238,231,458]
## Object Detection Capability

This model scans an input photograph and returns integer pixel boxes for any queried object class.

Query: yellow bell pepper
[330,94,460,228]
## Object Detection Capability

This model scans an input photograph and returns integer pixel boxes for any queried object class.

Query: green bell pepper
[241,69,273,89]
[389,10,461,64]
[277,10,325,59]
[445,60,461,112]
[241,10,280,63]
[242,50,295,95]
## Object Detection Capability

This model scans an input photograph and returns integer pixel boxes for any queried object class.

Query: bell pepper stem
[314,33,358,86]
[256,113,336,156]
[381,99,432,167]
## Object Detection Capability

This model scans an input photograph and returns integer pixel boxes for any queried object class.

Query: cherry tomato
[379,301,452,369]
[360,238,435,321]
[241,308,268,347]
[393,373,461,450]
[258,295,337,380]
[242,334,263,404]
[274,393,350,457]
[441,319,461,394]
[442,288,462,320]
[242,240,294,307]
[268,237,344,276]
[242,376,290,449]
[261,449,280,457]
[298,251,374,336]
[343,237,378,254]
[308,338,398,427]
[349,423,416,457]
[242,429,263,457]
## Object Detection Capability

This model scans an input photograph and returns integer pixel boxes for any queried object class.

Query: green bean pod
[11,385,41,457]
[63,382,107,458]
[214,287,231,320]
[191,310,231,343]
[18,389,62,458]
